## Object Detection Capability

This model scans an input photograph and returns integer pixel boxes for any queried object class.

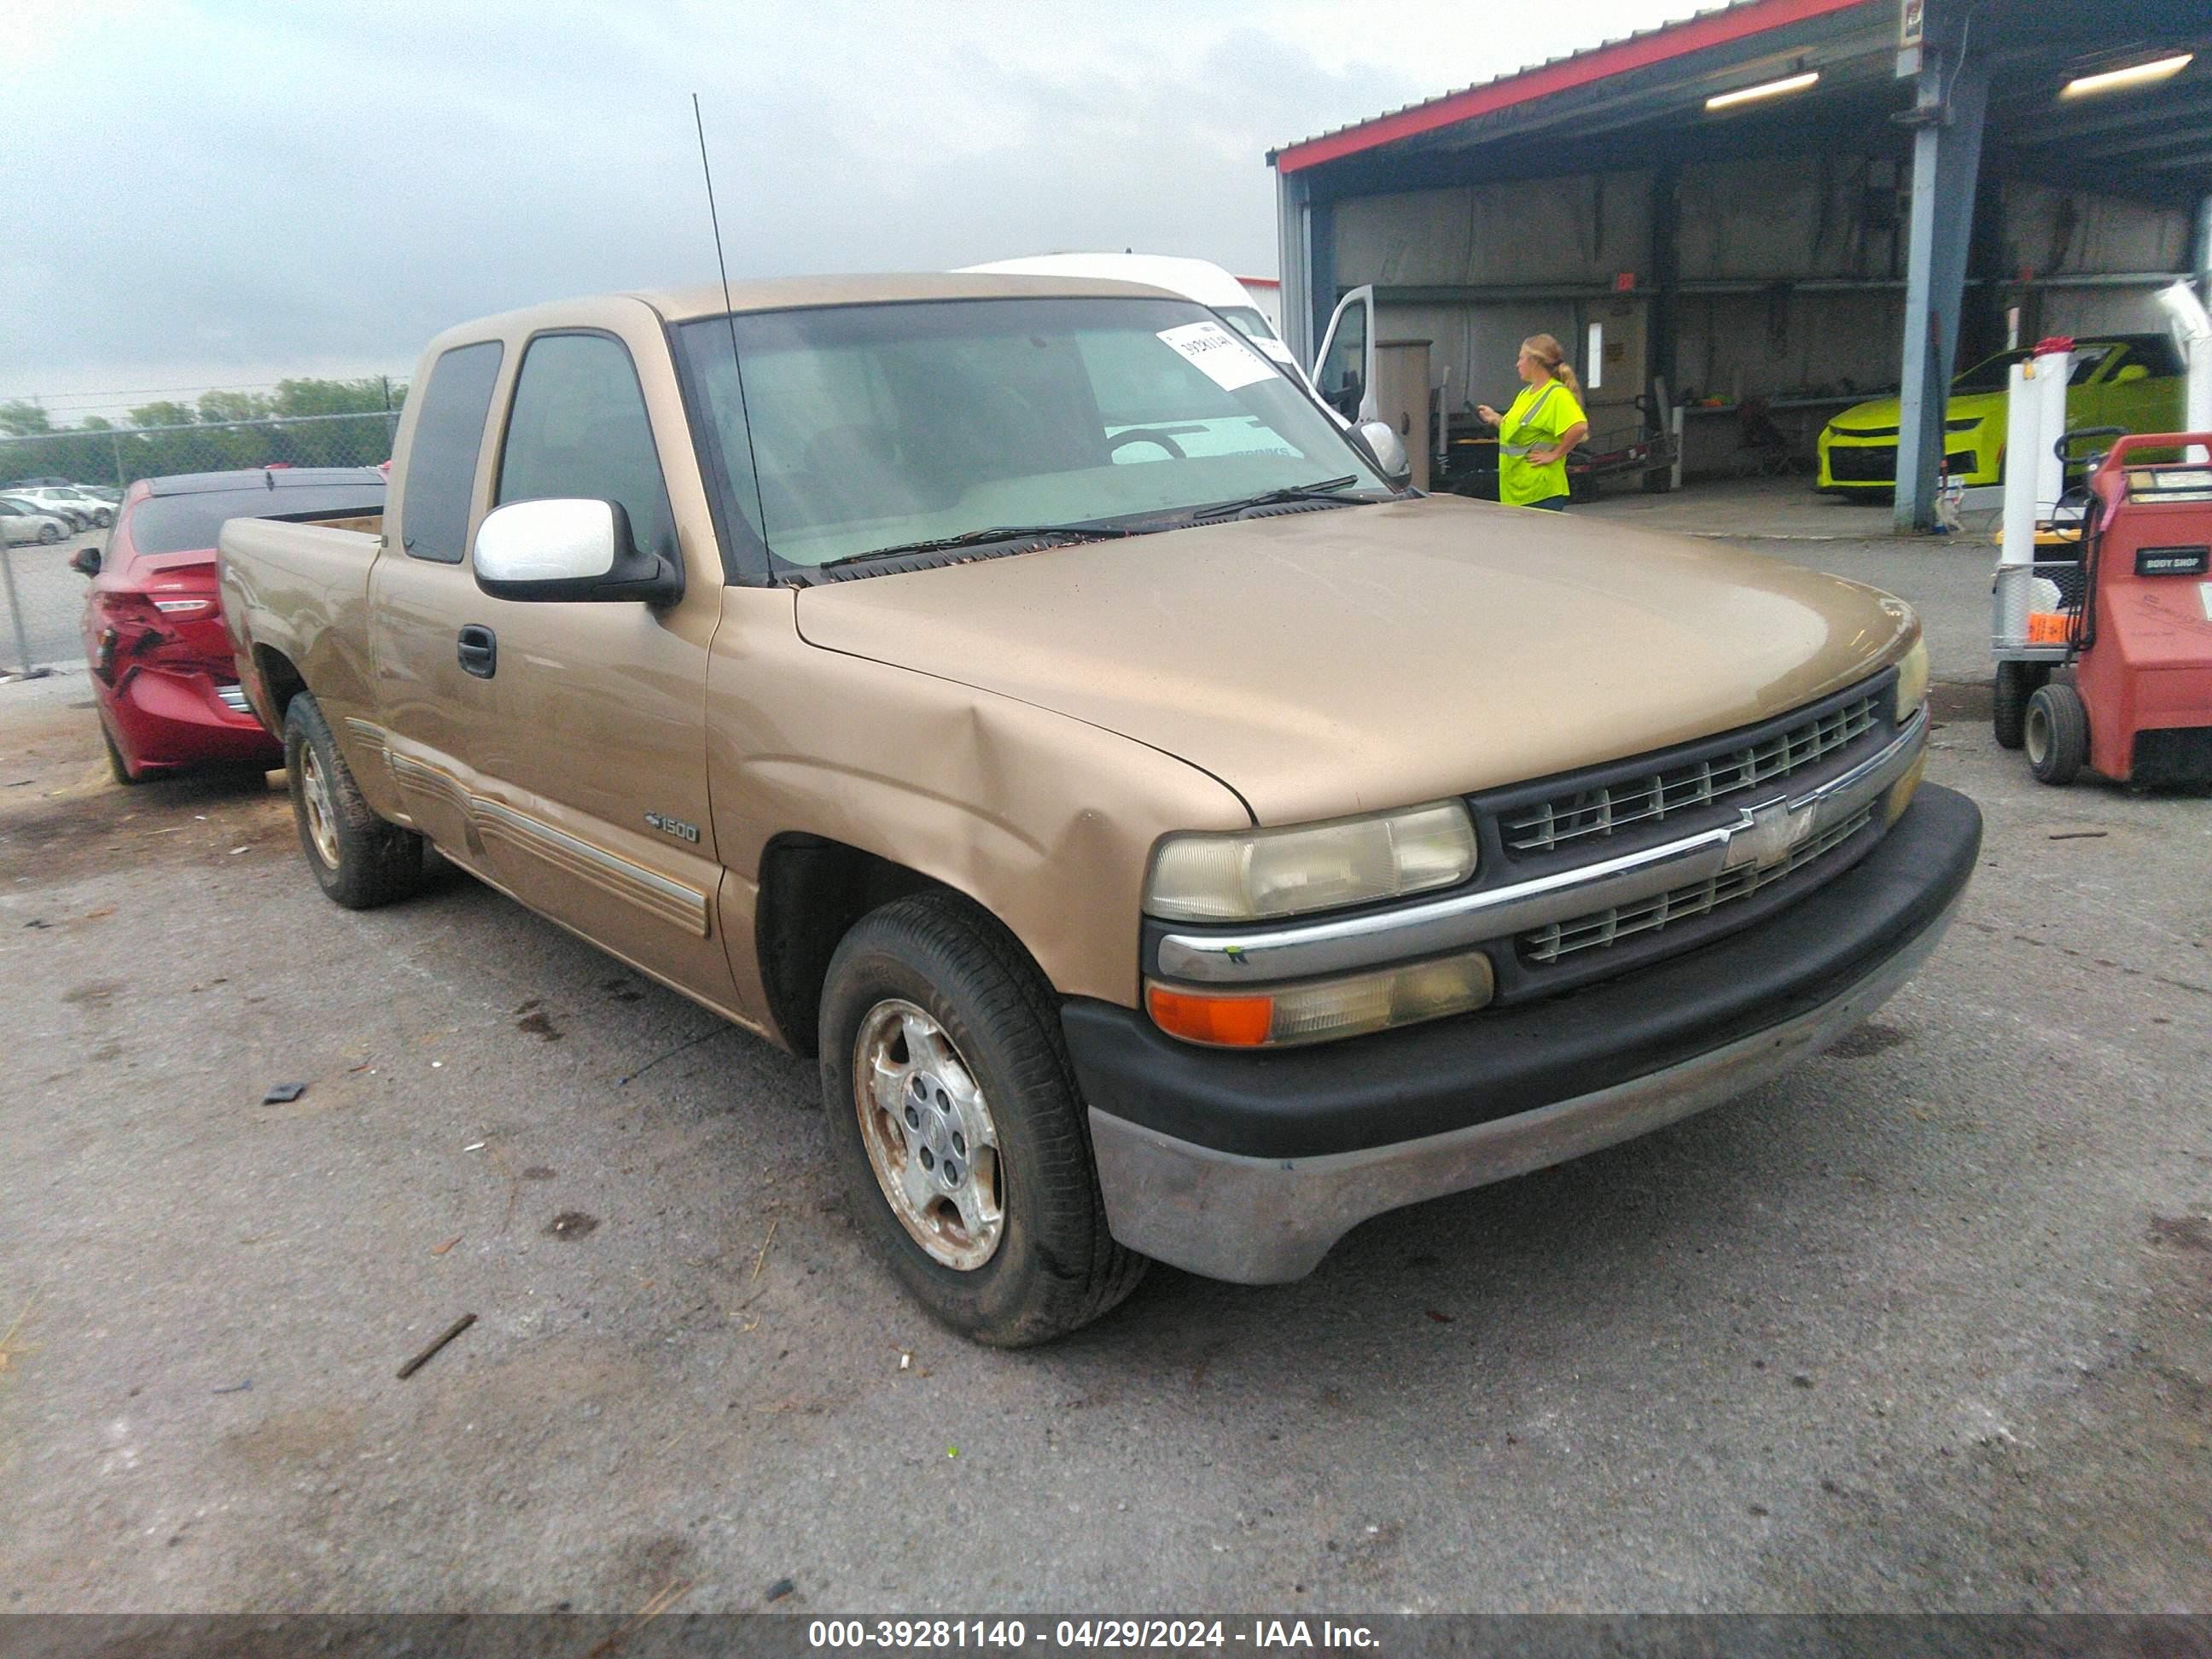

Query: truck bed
[218,513,387,731]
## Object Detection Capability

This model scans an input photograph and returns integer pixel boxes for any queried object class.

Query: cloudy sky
[6,0,1708,421]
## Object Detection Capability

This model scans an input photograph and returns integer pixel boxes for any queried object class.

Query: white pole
[1995,359,2042,649]
[2032,338,2073,521]
[2155,279,2212,464]
[2000,361,2040,568]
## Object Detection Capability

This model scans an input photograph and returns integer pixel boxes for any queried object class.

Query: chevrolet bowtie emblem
[1727,795,1814,870]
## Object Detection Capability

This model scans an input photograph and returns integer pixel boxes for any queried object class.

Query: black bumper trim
[1062,783,1981,1161]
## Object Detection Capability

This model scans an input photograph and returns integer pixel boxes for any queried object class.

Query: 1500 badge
[644,811,700,844]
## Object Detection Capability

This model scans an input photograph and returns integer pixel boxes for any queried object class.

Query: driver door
[1312,286,1377,425]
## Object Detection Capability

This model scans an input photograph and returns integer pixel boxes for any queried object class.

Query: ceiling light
[1705,70,1819,112]
[2060,53,2192,99]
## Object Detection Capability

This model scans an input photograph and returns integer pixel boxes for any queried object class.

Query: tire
[282,692,424,908]
[818,892,1147,1347]
[2025,682,2089,786]
[1639,465,1674,494]
[94,510,113,528]
[1993,660,2048,749]
[38,523,59,544]
[100,720,143,786]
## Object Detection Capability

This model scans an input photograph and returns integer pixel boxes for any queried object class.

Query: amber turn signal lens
[1147,985,1275,1046]
[1146,951,1495,1048]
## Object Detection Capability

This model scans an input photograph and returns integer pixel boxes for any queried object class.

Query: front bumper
[1819,434,1994,491]
[1066,783,1981,1284]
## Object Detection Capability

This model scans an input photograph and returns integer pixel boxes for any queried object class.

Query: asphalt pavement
[0,520,2207,1615]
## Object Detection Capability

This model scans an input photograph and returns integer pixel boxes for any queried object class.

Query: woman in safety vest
[1475,334,1591,510]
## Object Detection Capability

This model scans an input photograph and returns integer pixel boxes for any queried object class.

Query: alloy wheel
[852,998,1005,1270]
[299,745,341,869]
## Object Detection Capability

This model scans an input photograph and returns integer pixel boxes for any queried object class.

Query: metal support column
[2197,193,2212,300]
[1307,195,1337,369]
[1894,35,1988,533]
[1274,168,1314,370]
[1648,161,1681,423]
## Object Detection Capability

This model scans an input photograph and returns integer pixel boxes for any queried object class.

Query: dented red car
[79,469,385,783]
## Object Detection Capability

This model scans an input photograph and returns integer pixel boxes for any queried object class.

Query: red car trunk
[84,469,385,781]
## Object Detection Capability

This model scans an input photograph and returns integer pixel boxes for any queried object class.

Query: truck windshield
[678,297,1387,574]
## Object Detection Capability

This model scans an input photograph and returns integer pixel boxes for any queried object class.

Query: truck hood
[792,494,1913,825]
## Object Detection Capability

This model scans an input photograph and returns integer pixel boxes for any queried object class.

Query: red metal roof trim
[1271,0,1874,174]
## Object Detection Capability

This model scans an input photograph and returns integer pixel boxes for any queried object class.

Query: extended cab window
[399,341,503,563]
[497,333,676,562]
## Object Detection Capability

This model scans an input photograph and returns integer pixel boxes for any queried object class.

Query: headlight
[1144,800,1477,923]
[1894,636,1929,720]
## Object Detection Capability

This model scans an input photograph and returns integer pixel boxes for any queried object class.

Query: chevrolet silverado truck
[219,273,1978,1346]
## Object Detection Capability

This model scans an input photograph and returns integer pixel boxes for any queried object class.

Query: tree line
[0,376,409,486]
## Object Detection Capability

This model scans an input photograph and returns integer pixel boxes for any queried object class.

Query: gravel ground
[0,536,2207,1615]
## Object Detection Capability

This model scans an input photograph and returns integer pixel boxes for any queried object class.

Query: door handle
[457,624,497,678]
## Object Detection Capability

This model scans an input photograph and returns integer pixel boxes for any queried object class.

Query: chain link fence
[0,410,398,678]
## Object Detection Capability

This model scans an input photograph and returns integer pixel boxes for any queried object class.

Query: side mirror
[69,546,101,578]
[2113,364,2149,385]
[472,498,682,605]
[1354,418,1414,490]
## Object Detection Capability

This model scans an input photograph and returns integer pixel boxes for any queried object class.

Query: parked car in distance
[0,498,69,544]
[1818,333,2186,492]
[77,468,385,783]
[15,484,114,527]
[221,274,1976,1346]
[9,492,90,532]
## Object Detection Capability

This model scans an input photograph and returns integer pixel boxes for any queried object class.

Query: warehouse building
[1270,0,2212,527]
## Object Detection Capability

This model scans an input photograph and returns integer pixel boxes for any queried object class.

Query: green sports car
[1817,332,2186,492]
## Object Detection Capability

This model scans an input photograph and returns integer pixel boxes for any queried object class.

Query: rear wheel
[2025,682,2089,785]
[38,523,59,544]
[1993,660,2048,749]
[100,720,143,787]
[282,693,424,908]
[818,892,1147,1347]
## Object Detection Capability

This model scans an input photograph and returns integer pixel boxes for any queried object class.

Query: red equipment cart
[2000,432,2212,786]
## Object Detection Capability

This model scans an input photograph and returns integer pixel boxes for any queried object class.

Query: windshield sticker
[1155,322,1278,393]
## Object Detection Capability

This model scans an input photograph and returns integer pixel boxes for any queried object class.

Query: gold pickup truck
[219,273,1977,1345]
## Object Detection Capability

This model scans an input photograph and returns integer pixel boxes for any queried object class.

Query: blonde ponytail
[1522,333,1581,399]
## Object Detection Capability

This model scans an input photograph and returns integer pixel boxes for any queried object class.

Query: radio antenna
[690,93,767,570]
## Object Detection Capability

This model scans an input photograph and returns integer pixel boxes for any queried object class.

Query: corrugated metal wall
[1328,161,2193,417]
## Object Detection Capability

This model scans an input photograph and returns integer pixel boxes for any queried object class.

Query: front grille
[1830,423,1899,439]
[1501,693,1880,856]
[216,684,252,714]
[1828,445,1896,481]
[1521,805,1875,964]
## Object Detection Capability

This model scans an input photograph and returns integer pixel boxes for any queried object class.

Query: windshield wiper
[1186,475,1373,521]
[812,521,1135,573]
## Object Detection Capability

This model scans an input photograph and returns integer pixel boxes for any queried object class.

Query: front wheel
[38,523,59,544]
[282,692,425,908]
[2025,682,2089,785]
[818,893,1147,1347]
